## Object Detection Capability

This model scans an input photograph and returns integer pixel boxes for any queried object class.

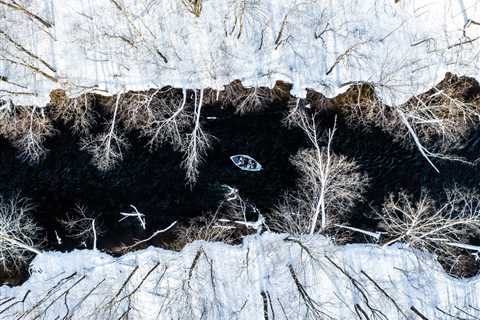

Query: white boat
[230,154,263,172]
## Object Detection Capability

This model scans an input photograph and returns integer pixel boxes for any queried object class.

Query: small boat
[230,154,263,172]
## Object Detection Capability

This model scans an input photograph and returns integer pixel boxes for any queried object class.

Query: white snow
[1,0,480,107]
[0,233,479,319]
[2,1,480,318]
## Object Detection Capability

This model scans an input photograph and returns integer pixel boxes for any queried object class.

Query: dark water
[1,100,480,252]
[334,119,480,245]
[0,103,306,252]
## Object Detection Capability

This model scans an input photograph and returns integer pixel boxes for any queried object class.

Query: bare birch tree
[181,89,213,187]
[272,106,369,235]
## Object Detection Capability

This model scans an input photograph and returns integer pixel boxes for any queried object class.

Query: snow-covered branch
[119,205,146,230]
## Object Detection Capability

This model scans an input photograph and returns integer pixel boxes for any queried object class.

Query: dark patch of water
[1,99,480,274]
[0,103,306,253]
[332,115,480,244]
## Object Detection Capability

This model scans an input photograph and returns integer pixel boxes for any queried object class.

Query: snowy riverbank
[1,232,479,319]
[1,0,480,107]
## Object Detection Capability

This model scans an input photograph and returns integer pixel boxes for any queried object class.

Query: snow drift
[0,233,479,319]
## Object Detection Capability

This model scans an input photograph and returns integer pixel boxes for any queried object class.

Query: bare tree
[343,75,480,172]
[0,105,55,164]
[268,193,312,236]
[81,93,129,171]
[235,86,272,114]
[337,84,389,130]
[119,205,146,230]
[117,90,161,131]
[0,16,56,86]
[122,87,209,186]
[377,186,480,269]
[181,89,213,187]
[174,187,259,248]
[0,195,41,274]
[143,88,191,151]
[218,80,245,105]
[217,81,273,114]
[59,205,102,250]
[49,89,96,135]
[0,0,53,30]
[224,0,269,40]
[121,221,177,252]
[175,211,236,247]
[392,86,479,171]
[72,87,211,184]
[284,91,333,128]
[16,106,55,163]
[274,107,369,235]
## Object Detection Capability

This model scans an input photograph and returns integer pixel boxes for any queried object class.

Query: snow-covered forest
[1,0,480,319]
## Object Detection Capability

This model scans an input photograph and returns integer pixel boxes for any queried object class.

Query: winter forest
[1,0,480,319]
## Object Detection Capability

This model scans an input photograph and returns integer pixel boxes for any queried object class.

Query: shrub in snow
[0,195,41,274]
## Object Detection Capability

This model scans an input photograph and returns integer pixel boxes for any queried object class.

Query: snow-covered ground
[0,233,479,319]
[2,1,480,319]
[1,0,480,107]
